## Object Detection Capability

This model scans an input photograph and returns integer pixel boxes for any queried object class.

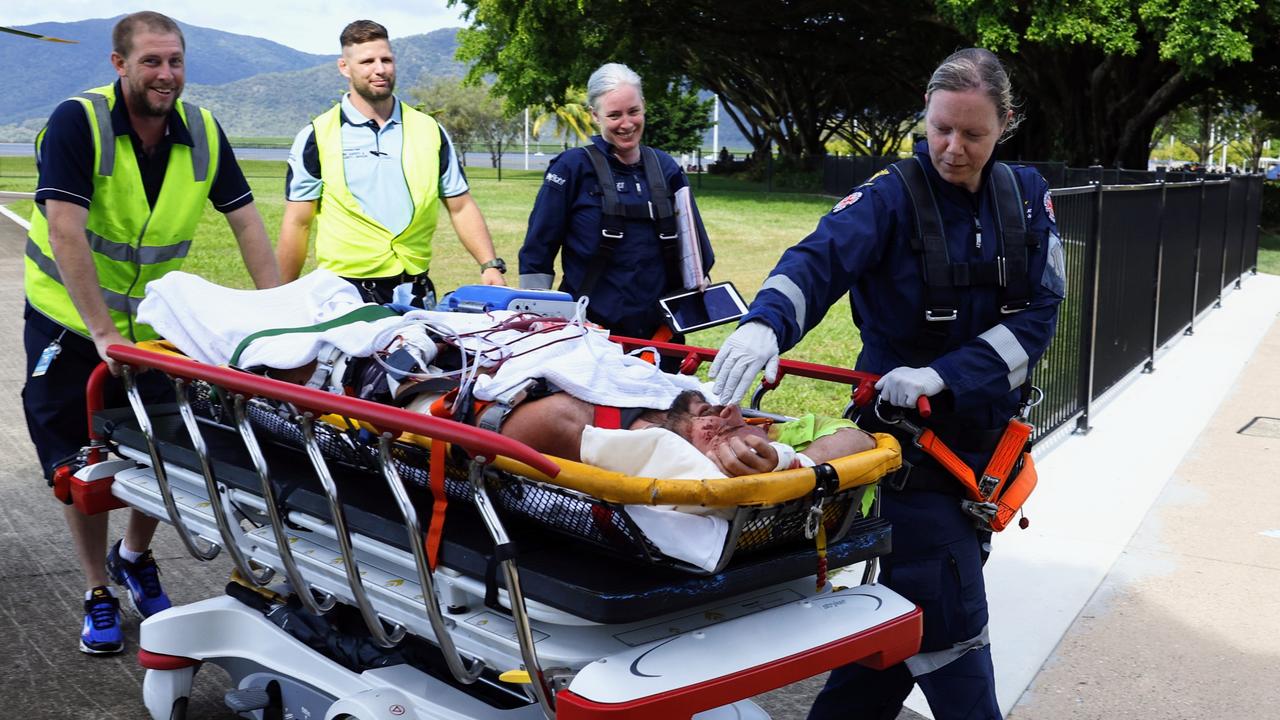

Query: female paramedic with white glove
[710,48,1066,720]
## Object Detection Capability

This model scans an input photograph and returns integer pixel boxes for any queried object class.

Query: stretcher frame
[76,342,921,719]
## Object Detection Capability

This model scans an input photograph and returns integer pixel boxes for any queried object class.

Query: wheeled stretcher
[68,338,923,720]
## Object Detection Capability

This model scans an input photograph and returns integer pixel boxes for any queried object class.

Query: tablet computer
[659,282,748,334]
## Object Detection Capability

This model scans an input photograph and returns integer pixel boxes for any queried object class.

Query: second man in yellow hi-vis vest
[278,19,506,306]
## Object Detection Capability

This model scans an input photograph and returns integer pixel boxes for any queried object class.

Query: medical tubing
[120,366,221,563]
[106,345,559,477]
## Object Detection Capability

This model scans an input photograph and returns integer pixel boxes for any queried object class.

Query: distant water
[2,142,554,169]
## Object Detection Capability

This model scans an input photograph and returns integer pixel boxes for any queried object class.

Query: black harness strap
[577,144,683,299]
[890,157,1034,354]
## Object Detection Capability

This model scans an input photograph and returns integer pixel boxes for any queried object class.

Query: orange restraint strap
[979,418,1032,499]
[915,428,982,501]
[426,441,449,570]
[990,453,1037,532]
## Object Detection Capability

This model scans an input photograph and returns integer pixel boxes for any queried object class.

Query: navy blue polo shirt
[34,80,253,213]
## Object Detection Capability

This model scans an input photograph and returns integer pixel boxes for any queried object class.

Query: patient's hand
[707,433,778,476]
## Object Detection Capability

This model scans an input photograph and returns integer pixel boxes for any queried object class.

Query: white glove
[874,366,946,408]
[709,322,780,404]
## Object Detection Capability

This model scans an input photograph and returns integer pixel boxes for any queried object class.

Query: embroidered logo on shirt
[831,191,863,214]
[1044,191,1056,224]
[545,172,566,186]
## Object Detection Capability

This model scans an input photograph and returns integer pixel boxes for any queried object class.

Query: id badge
[32,340,61,378]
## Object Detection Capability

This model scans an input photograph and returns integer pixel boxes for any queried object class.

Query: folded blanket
[138,270,366,365]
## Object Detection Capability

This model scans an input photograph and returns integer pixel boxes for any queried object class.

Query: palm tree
[533,88,593,147]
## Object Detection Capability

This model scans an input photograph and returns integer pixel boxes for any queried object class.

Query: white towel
[579,426,730,572]
[138,270,366,365]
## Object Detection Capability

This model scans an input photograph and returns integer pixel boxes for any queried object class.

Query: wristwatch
[480,258,507,274]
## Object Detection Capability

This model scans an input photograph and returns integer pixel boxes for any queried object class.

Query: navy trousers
[808,490,1000,720]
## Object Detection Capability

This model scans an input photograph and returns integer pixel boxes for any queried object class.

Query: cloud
[7,0,465,53]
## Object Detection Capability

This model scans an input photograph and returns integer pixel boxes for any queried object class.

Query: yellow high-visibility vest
[25,83,218,341]
[311,101,442,278]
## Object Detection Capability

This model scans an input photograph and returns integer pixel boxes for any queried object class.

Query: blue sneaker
[106,540,172,618]
[80,586,124,655]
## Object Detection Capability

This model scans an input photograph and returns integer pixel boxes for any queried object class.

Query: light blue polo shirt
[285,94,469,236]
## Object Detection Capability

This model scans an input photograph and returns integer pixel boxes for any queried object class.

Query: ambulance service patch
[1044,190,1056,224]
[831,191,863,214]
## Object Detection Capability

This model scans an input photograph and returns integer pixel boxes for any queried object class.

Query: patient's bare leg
[500,394,595,462]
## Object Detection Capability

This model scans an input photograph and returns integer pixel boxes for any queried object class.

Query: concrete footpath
[1,199,1277,718]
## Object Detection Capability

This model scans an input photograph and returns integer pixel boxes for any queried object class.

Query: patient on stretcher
[137,270,872,478]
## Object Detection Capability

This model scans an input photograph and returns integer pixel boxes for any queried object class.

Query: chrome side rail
[232,394,336,615]
[299,414,405,648]
[468,457,556,718]
[121,367,220,562]
[377,434,486,681]
[171,378,273,585]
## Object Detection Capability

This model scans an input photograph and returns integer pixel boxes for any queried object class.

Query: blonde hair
[926,48,1022,141]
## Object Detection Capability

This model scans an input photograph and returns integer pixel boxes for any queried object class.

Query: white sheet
[579,426,730,572]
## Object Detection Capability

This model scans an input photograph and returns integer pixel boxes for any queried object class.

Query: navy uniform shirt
[519,135,714,338]
[35,80,252,213]
[745,142,1066,432]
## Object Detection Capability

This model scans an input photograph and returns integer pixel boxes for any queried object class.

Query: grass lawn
[4,156,1276,417]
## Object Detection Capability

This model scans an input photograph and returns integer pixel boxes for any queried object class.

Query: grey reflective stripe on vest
[761,274,808,331]
[978,323,1029,389]
[182,103,211,182]
[87,229,191,265]
[520,272,554,290]
[903,625,990,677]
[75,93,115,176]
[25,237,141,315]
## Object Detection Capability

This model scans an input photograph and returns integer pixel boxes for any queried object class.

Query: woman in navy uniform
[711,48,1067,719]
[518,63,714,341]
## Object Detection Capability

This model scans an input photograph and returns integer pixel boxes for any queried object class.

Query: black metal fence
[823,156,1264,442]
[1030,168,1263,441]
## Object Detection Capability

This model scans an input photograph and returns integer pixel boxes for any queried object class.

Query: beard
[352,73,396,104]
[124,78,181,117]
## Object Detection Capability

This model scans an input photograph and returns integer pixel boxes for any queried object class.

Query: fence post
[1144,167,1167,374]
[697,148,703,190]
[1215,176,1231,308]
[767,146,774,193]
[1075,165,1104,435]
[1186,170,1205,336]
[497,139,503,182]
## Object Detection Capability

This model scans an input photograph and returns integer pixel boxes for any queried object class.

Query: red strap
[425,441,449,570]
[593,405,622,429]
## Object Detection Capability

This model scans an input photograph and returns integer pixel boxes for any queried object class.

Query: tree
[641,81,714,154]
[935,0,1280,167]
[412,76,522,169]
[533,88,594,146]
[452,0,956,166]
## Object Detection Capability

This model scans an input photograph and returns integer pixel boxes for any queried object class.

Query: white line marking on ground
[0,203,31,230]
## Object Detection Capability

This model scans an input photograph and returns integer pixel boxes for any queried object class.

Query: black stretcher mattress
[94,406,892,624]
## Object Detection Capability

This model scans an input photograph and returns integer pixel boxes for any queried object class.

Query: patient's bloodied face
[664,392,768,456]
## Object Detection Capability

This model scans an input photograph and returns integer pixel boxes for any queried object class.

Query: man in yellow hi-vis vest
[22,11,280,655]
[278,19,506,306]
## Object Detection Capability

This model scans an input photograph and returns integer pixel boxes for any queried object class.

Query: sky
[6,0,468,54]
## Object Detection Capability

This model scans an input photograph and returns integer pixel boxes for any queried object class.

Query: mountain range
[3,16,748,149]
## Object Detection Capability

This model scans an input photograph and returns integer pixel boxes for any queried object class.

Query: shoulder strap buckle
[1000,301,1030,314]
[925,308,958,322]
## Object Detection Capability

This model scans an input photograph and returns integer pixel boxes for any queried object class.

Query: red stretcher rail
[608,335,931,417]
[104,345,561,478]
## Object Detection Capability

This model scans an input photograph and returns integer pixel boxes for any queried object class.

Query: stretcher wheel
[142,666,196,720]
[168,697,188,720]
